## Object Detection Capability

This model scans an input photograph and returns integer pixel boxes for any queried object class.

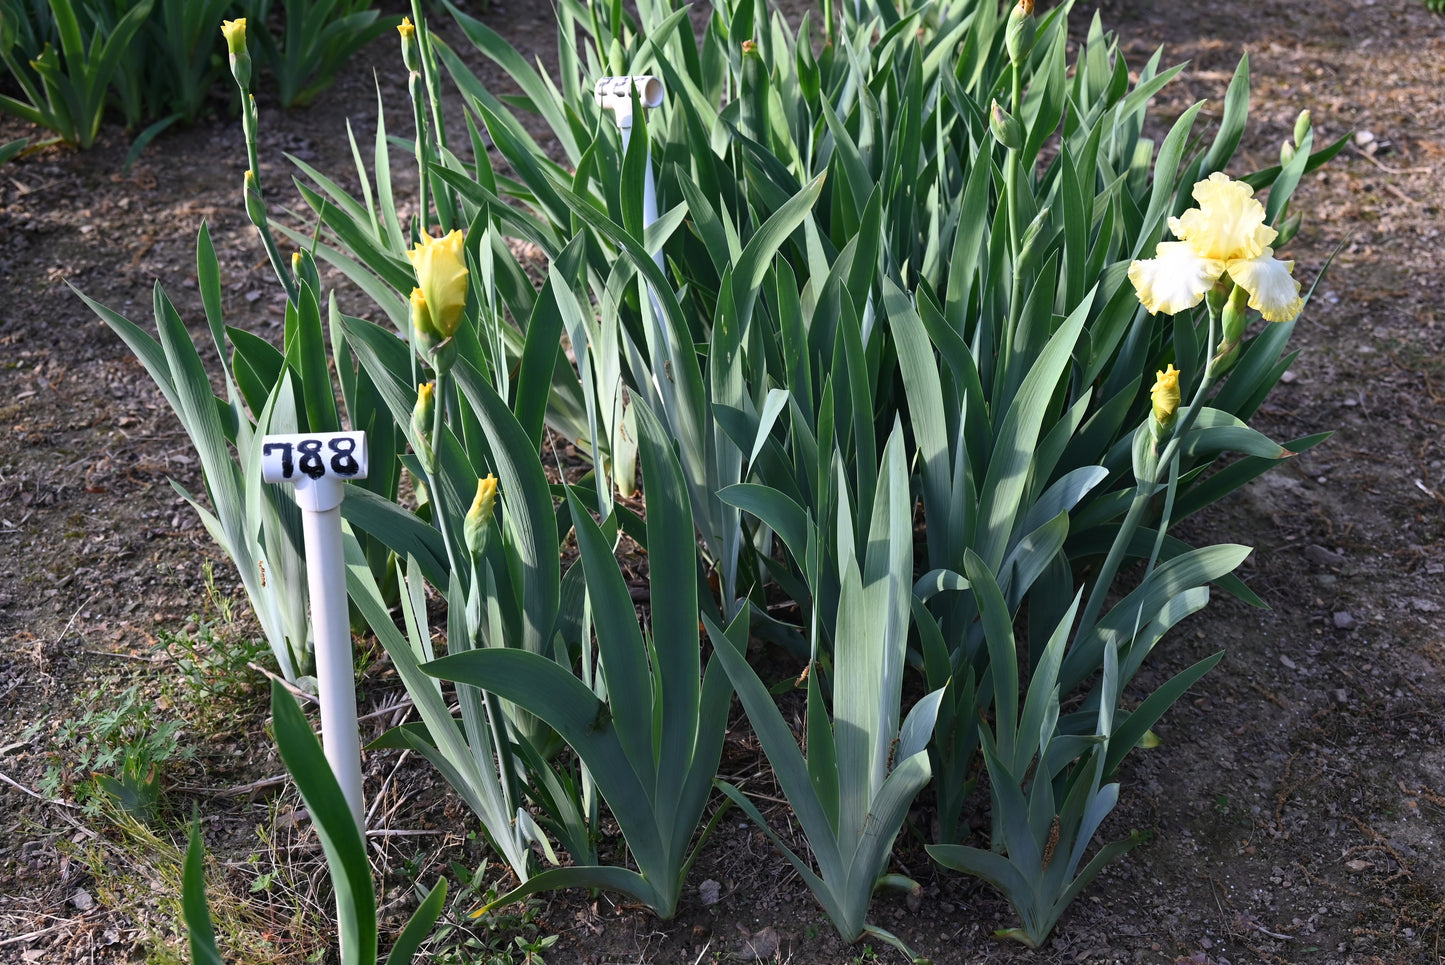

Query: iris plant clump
[83,0,1343,956]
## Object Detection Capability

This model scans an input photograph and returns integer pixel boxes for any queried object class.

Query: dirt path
[1,1,1443,962]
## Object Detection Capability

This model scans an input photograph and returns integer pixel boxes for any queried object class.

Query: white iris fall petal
[1127,241,1225,316]
[1227,249,1304,323]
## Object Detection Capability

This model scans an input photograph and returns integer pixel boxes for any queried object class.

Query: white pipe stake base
[262,431,369,831]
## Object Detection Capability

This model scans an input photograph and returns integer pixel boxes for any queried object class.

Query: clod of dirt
[698,878,722,906]
[734,924,780,960]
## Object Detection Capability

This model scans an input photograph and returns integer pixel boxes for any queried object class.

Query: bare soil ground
[2,0,1444,963]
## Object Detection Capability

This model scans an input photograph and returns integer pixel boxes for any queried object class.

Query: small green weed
[419,862,558,964]
[32,682,192,821]
[153,617,267,704]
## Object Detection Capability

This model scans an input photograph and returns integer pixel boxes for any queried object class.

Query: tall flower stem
[407,69,433,237]
[423,366,465,584]
[409,0,456,232]
[1075,308,1222,642]
[1002,62,1027,381]
[237,106,300,305]
[225,19,299,307]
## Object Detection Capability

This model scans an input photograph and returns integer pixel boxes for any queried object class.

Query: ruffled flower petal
[1226,249,1304,323]
[1168,172,1277,261]
[1128,242,1226,315]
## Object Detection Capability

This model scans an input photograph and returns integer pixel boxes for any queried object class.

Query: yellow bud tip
[1017,0,1034,14]
[742,39,757,54]
[244,169,256,187]
[291,251,302,269]
[221,18,247,55]
[476,473,498,506]
[398,17,415,38]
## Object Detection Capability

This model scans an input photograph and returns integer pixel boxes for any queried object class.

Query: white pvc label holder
[262,430,369,830]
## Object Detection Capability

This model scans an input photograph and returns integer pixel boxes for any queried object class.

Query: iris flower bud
[990,100,1023,150]
[411,381,436,469]
[398,17,419,73]
[1150,364,1181,428]
[464,474,498,558]
[1005,0,1036,66]
[243,170,266,225]
[222,19,251,89]
[412,381,435,435]
[1293,109,1312,148]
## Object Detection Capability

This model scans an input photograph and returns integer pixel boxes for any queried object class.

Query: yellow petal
[1128,242,1225,315]
[1169,172,1277,261]
[1226,249,1303,323]
[221,18,247,55]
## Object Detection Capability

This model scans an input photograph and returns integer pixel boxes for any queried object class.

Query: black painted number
[297,439,326,479]
[263,441,294,478]
[328,436,359,476]
[267,436,361,479]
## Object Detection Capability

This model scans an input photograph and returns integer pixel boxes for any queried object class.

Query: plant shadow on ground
[2,0,1445,962]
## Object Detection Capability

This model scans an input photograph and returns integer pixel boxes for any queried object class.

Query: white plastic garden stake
[594,75,666,270]
[595,75,674,415]
[261,430,369,830]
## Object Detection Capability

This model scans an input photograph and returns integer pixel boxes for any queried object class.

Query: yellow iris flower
[407,230,469,339]
[1128,173,1304,323]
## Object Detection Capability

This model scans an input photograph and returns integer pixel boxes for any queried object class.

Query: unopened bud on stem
[1150,363,1181,429]
[464,474,498,558]
[1005,0,1036,65]
[222,19,250,89]
[411,381,436,470]
[243,170,266,225]
[398,17,419,73]
[990,100,1023,150]
[1209,284,1251,376]
[1293,109,1312,148]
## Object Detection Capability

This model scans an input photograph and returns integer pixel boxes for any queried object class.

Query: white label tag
[261,431,369,484]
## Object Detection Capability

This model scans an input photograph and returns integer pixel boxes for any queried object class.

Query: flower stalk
[1076,306,1222,642]
[400,16,434,236]
[1000,0,1035,381]
[405,2,456,233]
[223,18,298,306]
